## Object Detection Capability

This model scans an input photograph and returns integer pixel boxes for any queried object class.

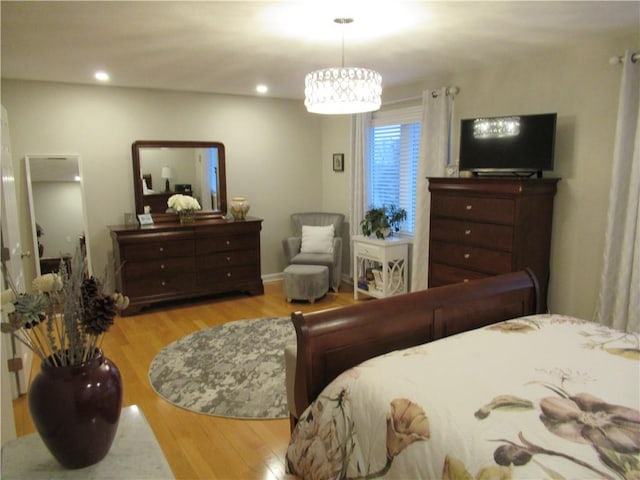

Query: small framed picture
[137,213,154,226]
[333,153,344,172]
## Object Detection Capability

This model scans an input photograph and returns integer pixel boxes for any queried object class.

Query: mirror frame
[132,140,227,223]
[24,154,92,277]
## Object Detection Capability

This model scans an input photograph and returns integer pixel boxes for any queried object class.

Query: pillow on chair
[300,225,334,254]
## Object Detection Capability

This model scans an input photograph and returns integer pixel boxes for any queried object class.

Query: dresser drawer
[430,240,512,274]
[198,250,260,269]
[196,234,259,254]
[124,257,195,279]
[431,195,515,224]
[429,263,489,287]
[196,264,261,286]
[110,218,263,315]
[430,218,513,251]
[354,242,383,259]
[126,272,196,297]
[123,240,195,261]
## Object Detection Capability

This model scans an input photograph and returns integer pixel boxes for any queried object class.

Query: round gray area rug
[148,316,295,419]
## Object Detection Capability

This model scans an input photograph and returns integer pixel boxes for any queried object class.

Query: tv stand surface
[470,170,543,178]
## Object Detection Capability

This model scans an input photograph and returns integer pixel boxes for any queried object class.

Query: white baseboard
[262,272,283,283]
[262,272,353,285]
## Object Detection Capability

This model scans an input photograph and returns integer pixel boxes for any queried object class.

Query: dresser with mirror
[110,141,263,315]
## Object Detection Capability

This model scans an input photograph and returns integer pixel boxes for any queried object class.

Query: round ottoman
[283,265,329,303]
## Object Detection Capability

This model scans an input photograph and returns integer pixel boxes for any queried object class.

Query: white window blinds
[368,106,422,234]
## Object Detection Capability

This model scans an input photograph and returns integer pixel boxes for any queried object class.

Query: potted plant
[361,204,407,239]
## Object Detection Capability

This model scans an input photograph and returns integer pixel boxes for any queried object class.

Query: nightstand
[352,235,412,300]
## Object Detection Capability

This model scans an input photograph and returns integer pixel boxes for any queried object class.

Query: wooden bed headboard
[290,269,540,420]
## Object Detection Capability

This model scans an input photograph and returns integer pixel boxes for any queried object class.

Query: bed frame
[290,269,541,423]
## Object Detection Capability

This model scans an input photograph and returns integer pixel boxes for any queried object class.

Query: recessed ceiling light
[256,84,268,94]
[94,71,110,82]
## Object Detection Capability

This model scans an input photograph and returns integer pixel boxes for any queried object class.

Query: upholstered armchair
[282,212,345,292]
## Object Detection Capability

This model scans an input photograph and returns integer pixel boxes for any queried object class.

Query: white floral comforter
[286,314,640,479]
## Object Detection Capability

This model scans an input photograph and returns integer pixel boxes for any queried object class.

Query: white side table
[1,405,174,480]
[352,235,412,300]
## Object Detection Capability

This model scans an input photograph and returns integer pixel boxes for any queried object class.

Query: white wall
[4,32,637,319]
[2,80,322,284]
[320,115,352,276]
[320,33,638,320]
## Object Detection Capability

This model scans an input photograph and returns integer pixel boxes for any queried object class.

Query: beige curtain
[594,50,640,333]
[349,113,372,240]
[411,87,455,291]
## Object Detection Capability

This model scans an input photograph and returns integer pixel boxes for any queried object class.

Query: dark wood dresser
[110,217,263,315]
[141,192,173,214]
[428,177,559,310]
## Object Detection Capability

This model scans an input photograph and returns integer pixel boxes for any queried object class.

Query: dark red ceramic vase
[28,349,123,469]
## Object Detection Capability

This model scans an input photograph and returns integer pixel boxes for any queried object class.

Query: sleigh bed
[286,270,640,479]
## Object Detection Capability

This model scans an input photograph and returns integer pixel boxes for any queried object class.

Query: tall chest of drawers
[110,218,263,315]
[428,177,559,310]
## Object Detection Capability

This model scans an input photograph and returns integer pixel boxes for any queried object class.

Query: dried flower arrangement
[1,250,129,367]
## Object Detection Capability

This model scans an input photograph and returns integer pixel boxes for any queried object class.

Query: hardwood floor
[12,280,358,479]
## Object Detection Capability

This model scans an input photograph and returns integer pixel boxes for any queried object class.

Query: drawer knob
[226,240,230,246]
[161,281,166,286]
[226,256,231,262]
[464,229,471,235]
[465,205,472,211]
[464,253,471,259]
[159,247,164,252]
[227,272,232,277]
[463,279,469,283]
[160,264,165,270]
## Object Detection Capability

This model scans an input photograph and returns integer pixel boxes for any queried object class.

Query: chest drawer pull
[464,253,471,259]
[463,279,469,283]
[226,256,231,262]
[159,247,164,252]
[227,272,232,277]
[465,205,472,211]
[464,229,471,235]
[160,264,165,270]
[226,240,230,246]
[161,281,166,286]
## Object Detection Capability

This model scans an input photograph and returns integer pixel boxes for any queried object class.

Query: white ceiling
[2,1,638,101]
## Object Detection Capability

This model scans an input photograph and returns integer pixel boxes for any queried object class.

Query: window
[367,106,422,234]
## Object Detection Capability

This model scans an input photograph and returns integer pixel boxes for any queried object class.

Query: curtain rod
[383,86,460,106]
[383,95,421,106]
[609,52,640,65]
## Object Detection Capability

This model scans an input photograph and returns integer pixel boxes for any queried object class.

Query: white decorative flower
[111,292,130,311]
[32,273,63,293]
[3,302,15,314]
[167,194,201,212]
[1,289,16,306]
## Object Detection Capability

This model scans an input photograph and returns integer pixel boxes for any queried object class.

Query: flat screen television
[458,113,557,176]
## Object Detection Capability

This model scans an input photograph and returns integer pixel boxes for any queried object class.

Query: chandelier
[304,18,382,115]
[473,117,521,139]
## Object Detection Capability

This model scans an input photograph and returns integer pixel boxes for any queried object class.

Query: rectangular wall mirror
[132,140,227,222]
[25,155,92,276]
